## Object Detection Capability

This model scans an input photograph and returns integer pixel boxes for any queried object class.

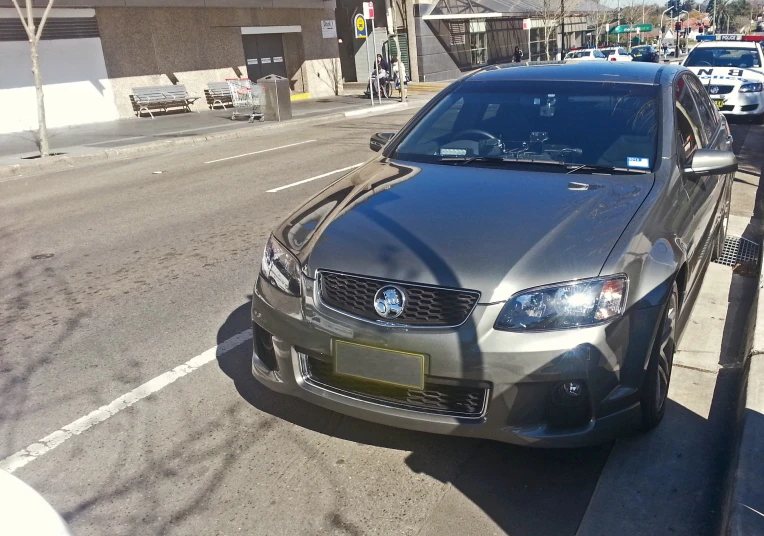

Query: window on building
[448,21,466,45]
[469,20,487,65]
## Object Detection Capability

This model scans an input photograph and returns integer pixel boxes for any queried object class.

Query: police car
[683,34,764,122]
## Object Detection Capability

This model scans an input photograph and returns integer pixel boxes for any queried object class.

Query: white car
[683,34,764,122]
[563,49,606,63]
[0,470,72,536]
[601,47,634,62]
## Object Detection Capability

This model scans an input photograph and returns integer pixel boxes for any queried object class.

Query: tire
[640,282,679,431]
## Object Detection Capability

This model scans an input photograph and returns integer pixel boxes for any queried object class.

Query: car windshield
[391,80,660,172]
[566,51,589,58]
[685,47,761,68]
[633,47,650,53]
[602,49,616,57]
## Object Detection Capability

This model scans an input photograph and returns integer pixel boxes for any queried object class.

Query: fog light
[547,380,591,429]
[254,323,279,371]
[563,381,583,397]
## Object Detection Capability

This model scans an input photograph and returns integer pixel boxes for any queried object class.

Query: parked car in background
[601,47,634,62]
[631,45,660,63]
[563,49,607,63]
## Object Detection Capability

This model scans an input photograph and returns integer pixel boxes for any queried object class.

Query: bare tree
[318,58,344,96]
[537,0,585,60]
[12,0,55,158]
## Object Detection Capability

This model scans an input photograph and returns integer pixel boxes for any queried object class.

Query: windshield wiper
[566,164,649,175]
[438,156,566,166]
[438,156,511,165]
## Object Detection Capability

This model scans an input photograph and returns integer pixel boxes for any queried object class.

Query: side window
[676,75,707,149]
[687,76,719,144]
[676,107,698,162]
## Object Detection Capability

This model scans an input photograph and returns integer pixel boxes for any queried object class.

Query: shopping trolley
[226,78,264,122]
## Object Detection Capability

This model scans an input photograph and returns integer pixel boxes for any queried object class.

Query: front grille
[302,355,488,418]
[710,85,734,95]
[720,105,735,111]
[741,104,759,111]
[318,271,480,327]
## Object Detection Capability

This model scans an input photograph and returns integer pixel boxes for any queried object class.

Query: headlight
[260,235,301,296]
[494,275,628,331]
[739,82,763,93]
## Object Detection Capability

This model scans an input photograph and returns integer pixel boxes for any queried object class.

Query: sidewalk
[0,86,445,177]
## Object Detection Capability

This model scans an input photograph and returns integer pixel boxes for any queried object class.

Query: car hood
[276,159,653,302]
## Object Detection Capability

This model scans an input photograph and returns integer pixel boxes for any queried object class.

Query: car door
[688,73,732,250]
[675,74,723,293]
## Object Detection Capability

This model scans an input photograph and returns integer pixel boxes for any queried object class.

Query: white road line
[267,163,364,193]
[204,140,315,164]
[0,330,252,474]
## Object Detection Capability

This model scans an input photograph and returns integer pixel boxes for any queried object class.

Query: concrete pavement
[1,105,762,535]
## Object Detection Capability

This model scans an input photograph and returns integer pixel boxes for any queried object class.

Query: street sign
[321,20,337,39]
[363,2,374,19]
[522,18,530,30]
[354,13,367,39]
[610,23,653,34]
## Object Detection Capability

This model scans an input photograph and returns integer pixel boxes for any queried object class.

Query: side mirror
[684,148,738,178]
[370,132,394,152]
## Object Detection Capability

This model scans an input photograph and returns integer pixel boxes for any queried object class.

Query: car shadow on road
[217,297,611,536]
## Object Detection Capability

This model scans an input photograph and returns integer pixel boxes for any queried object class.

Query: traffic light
[667,0,678,17]
[675,21,682,32]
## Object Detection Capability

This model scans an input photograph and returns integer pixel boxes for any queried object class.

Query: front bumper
[250,275,663,447]
[711,93,764,116]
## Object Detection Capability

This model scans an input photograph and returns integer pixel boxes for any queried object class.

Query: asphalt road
[0,110,760,536]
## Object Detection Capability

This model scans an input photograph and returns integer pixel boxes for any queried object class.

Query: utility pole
[561,0,565,58]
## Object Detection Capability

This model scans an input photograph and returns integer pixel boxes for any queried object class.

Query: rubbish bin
[257,74,292,121]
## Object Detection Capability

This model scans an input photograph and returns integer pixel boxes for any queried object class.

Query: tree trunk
[29,37,50,157]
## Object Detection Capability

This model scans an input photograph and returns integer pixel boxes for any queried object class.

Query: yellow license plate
[714,100,725,109]
[334,340,426,389]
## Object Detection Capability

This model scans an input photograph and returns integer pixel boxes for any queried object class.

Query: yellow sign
[354,14,367,39]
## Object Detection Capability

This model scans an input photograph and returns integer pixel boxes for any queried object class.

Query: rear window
[391,80,660,172]
[685,47,761,68]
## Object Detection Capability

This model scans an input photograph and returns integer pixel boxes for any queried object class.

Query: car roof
[695,41,759,49]
[468,62,672,85]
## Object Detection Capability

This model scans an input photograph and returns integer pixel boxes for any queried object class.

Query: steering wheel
[696,61,712,66]
[451,129,498,141]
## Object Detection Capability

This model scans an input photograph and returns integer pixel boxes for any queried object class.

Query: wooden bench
[204,81,233,109]
[129,85,200,118]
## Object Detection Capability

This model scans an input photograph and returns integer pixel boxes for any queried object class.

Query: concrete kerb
[0,102,415,180]
[723,232,764,536]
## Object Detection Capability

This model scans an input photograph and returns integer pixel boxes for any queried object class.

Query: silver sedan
[251,62,736,447]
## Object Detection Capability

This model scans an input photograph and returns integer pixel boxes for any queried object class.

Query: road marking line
[204,140,315,164]
[0,330,252,474]
[267,163,364,193]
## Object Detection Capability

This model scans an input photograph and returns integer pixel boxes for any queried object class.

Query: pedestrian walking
[513,46,524,63]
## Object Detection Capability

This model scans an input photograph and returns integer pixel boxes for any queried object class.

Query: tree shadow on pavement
[216,297,611,536]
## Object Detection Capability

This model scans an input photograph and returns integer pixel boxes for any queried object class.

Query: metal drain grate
[714,236,760,267]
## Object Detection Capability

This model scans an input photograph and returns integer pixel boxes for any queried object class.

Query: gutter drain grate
[713,236,760,268]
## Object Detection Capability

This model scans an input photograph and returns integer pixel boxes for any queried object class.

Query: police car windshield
[685,47,761,68]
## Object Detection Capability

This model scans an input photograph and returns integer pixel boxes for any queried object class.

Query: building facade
[0,1,341,134]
